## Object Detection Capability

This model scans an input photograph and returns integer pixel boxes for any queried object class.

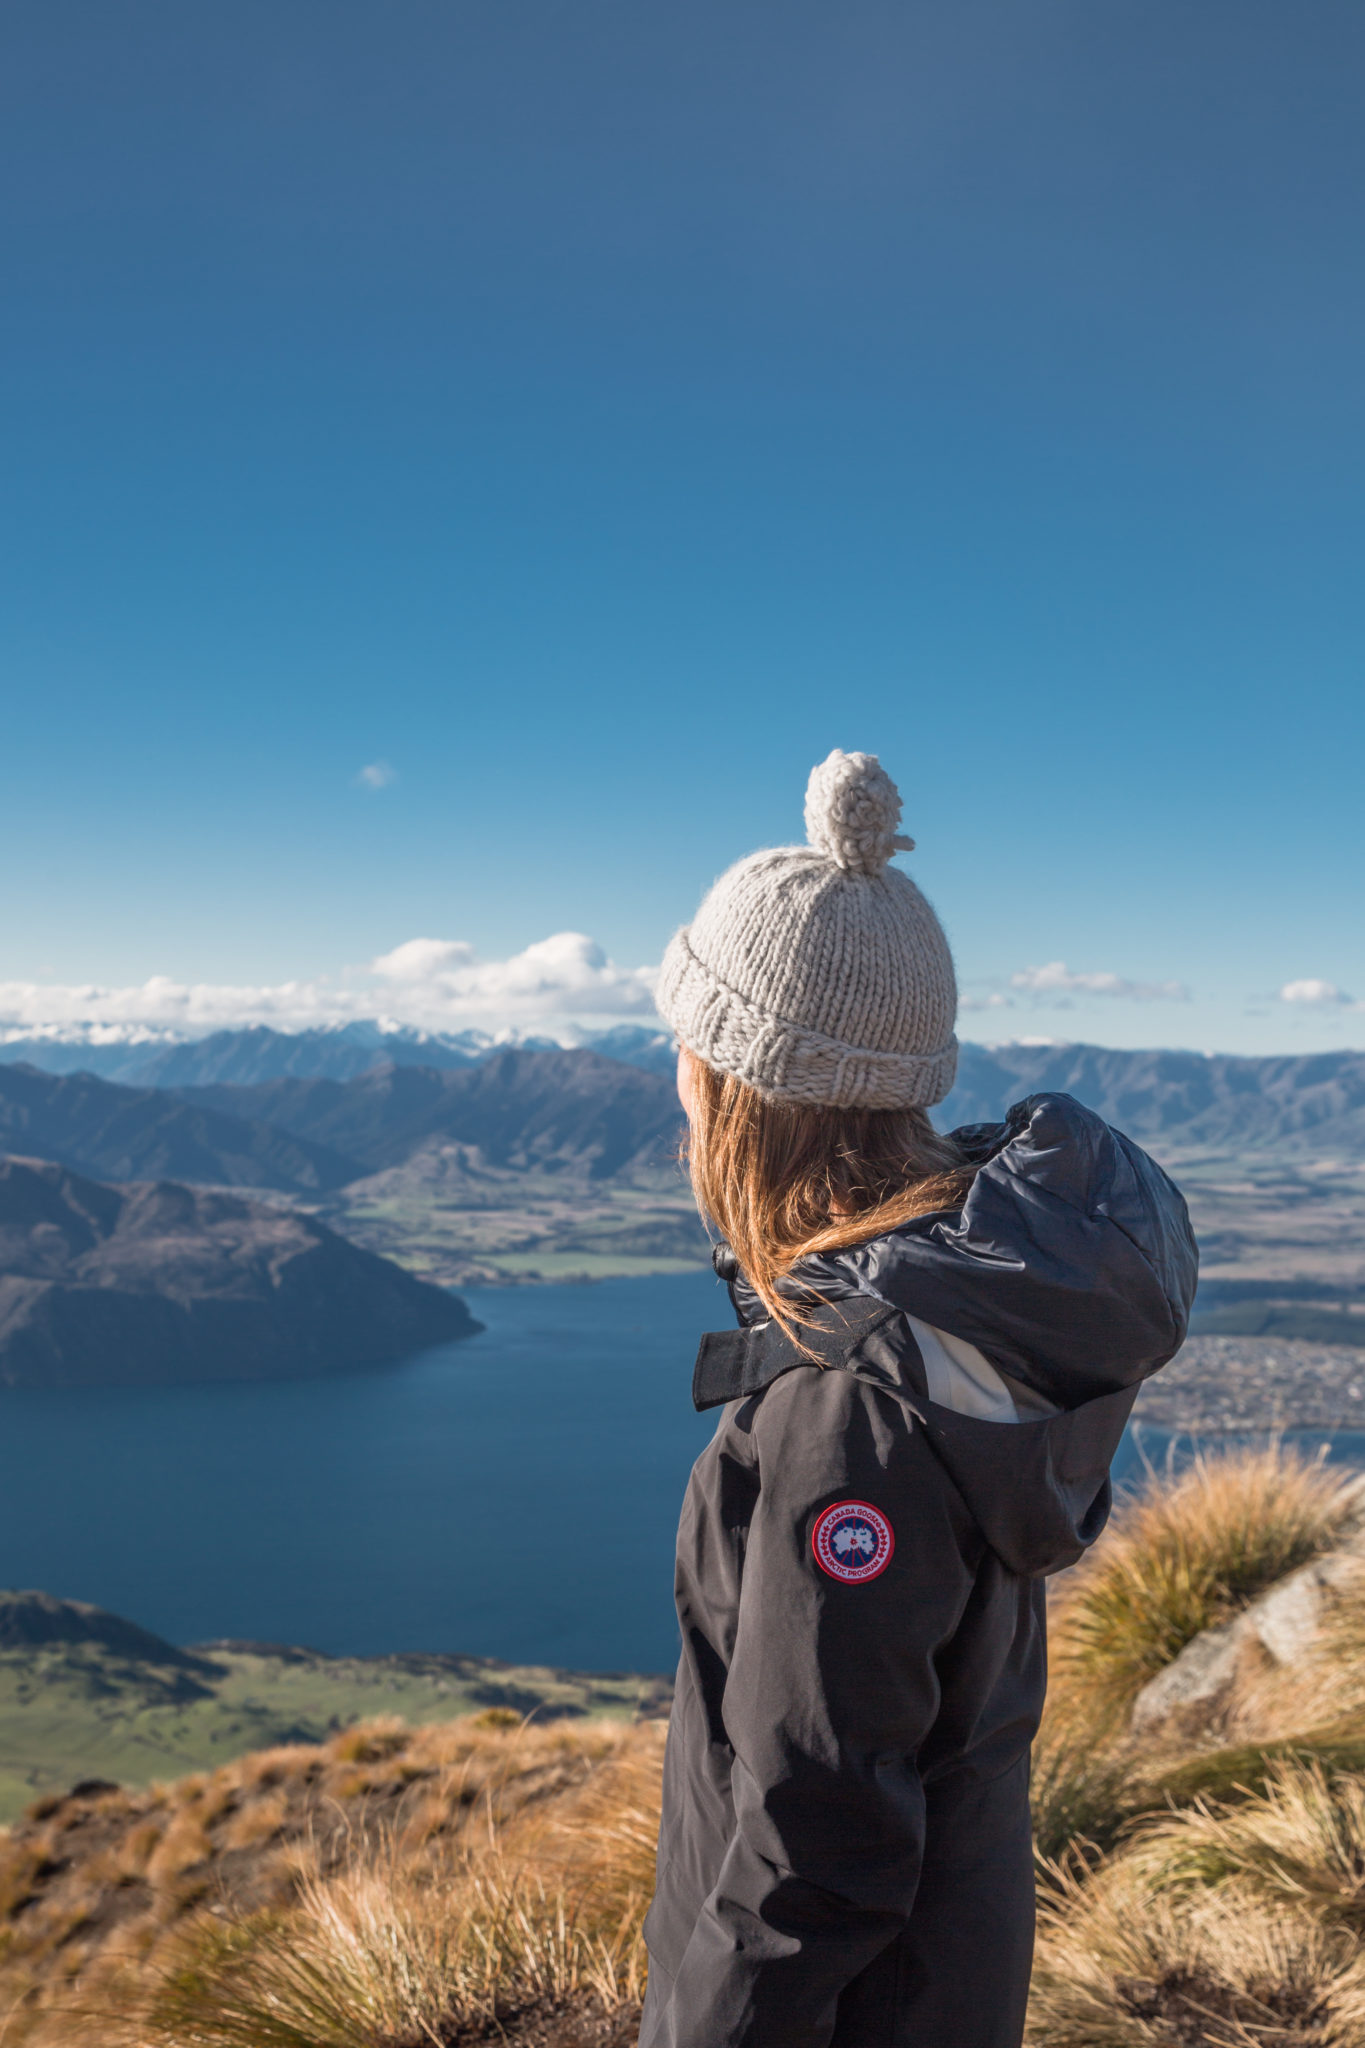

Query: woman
[640,750,1197,2048]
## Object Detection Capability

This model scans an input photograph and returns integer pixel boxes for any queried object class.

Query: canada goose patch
[812,1501,894,1583]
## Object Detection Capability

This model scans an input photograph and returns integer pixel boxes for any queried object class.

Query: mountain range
[940,1043,1365,1155]
[177,1046,688,1179]
[0,1021,678,1087]
[0,1049,683,1193]
[0,1061,359,1192]
[4,1039,1364,1195]
[3,1033,1364,1318]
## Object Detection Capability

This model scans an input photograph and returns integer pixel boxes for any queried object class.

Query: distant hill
[0,1062,362,1191]
[178,1046,687,1179]
[0,1156,477,1388]
[0,1588,214,1670]
[940,1043,1365,1155]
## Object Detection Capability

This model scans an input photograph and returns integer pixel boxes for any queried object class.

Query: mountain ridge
[0,1062,363,1192]
[940,1042,1365,1153]
[175,1046,687,1178]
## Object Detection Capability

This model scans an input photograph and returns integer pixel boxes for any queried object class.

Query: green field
[322,1151,712,1285]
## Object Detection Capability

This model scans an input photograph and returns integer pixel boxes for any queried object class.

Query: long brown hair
[683,1054,975,1338]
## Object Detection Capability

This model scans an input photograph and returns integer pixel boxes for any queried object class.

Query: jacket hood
[722,1091,1198,1410]
[693,1291,1149,1576]
[706,1093,1199,1575]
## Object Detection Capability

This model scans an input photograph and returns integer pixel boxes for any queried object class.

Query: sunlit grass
[1029,1853,1365,2046]
[1047,1443,1359,1729]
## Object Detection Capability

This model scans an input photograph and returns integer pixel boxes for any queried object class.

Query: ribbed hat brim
[656,928,958,1110]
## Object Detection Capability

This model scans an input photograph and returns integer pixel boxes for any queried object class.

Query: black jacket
[640,1094,1198,2048]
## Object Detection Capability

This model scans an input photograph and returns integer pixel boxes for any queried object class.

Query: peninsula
[0,1155,479,1389]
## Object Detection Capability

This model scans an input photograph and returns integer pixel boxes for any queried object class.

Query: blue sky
[1,1,1362,1054]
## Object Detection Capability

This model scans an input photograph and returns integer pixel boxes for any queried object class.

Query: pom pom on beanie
[803,748,915,875]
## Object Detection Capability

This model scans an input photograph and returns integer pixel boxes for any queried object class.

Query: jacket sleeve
[653,1366,980,2048]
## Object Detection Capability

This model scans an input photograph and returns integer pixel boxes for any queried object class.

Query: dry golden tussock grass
[1123,1756,1365,1929]
[0,1715,664,2048]
[1047,1444,1359,1733]
[1029,1756,1365,2041]
[1029,1857,1365,2046]
[119,1737,664,2048]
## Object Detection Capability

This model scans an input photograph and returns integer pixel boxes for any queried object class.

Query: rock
[1130,1618,1247,1737]
[1130,1488,1365,1742]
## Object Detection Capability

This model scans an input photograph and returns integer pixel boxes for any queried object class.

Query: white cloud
[958,992,1014,1013]
[1279,978,1357,1007]
[355,760,398,790]
[1010,961,1190,1002]
[0,933,661,1041]
[370,931,657,1016]
[373,938,477,981]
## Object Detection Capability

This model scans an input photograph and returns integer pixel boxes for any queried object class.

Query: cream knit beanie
[655,749,957,1109]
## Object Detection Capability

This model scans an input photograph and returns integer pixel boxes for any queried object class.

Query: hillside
[0,1707,663,2047]
[0,1590,665,1822]
[0,1061,361,1192]
[0,1156,477,1388]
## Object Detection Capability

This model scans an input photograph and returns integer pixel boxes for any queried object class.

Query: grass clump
[1048,1444,1359,1729]
[121,1725,663,2048]
[1125,1756,1365,1930]
[1029,1856,1365,2047]
[139,1854,647,2048]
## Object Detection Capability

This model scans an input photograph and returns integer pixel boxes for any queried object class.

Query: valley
[2,1030,1364,1338]
[330,1147,708,1284]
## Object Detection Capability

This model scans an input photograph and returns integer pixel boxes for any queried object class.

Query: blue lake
[0,1273,723,1675]
[1,1272,1362,1676]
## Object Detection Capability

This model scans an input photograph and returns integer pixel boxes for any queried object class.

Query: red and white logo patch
[811,1500,895,1583]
